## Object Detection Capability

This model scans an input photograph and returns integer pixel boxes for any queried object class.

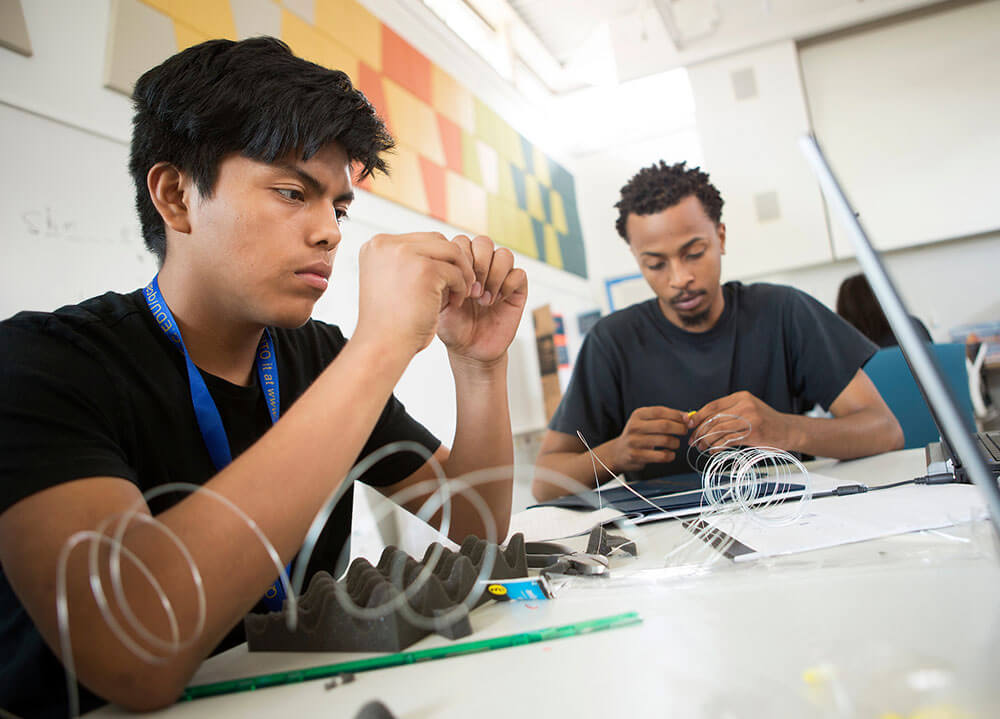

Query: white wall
[686,39,834,278]
[0,0,599,443]
[749,231,1000,341]
[0,1,131,140]
[799,0,1000,257]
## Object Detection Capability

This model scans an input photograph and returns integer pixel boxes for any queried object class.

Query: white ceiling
[497,0,958,90]
[508,0,640,65]
[382,0,970,158]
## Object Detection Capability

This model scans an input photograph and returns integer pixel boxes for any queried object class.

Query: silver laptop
[799,134,1000,535]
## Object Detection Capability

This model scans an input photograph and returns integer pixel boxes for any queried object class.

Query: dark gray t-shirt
[550,282,877,484]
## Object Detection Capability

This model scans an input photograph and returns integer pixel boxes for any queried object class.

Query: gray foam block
[245,533,527,653]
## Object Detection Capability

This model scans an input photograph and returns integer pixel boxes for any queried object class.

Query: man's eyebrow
[640,237,708,258]
[272,163,355,203]
[273,163,325,194]
[680,237,708,252]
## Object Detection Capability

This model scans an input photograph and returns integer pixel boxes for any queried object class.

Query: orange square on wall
[418,156,448,222]
[381,25,432,106]
[356,61,390,132]
[436,113,463,175]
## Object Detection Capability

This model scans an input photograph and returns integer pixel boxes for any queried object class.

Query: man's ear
[147,162,192,235]
[717,222,726,255]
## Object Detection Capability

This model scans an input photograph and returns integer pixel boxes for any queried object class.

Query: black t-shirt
[0,289,440,718]
[550,282,877,486]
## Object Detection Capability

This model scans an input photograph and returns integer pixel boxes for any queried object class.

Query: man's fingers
[451,234,476,291]
[632,406,688,423]
[629,434,681,451]
[434,260,472,311]
[468,235,495,299]
[410,234,475,292]
[632,448,676,465]
[631,418,688,437]
[690,401,721,427]
[480,245,514,305]
[496,267,528,306]
[691,393,745,426]
[693,420,750,449]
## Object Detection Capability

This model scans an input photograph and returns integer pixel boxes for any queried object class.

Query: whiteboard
[0,101,157,318]
[799,0,1000,258]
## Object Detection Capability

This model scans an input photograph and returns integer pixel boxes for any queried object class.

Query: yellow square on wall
[169,0,236,39]
[315,0,381,72]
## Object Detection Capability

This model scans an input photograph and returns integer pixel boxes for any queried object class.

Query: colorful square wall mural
[104,0,588,277]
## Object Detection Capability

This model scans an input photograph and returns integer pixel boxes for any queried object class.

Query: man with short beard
[533,161,901,501]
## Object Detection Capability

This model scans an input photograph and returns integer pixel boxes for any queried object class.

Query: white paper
[702,483,988,561]
[507,505,627,543]
[507,472,851,540]
[349,481,458,570]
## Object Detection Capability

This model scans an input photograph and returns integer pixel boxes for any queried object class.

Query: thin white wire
[291,441,455,624]
[57,532,173,719]
[575,412,813,565]
[575,430,682,522]
[685,412,752,473]
[319,475,491,626]
[291,461,637,629]
[57,481,300,717]
[53,448,622,718]
[88,513,186,657]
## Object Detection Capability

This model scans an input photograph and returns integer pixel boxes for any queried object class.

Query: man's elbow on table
[531,466,568,503]
[76,657,193,713]
[879,407,905,454]
[532,439,599,502]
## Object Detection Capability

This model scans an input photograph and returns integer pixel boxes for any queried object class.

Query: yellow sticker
[487,584,508,596]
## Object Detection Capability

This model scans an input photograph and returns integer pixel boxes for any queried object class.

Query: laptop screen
[799,134,1000,533]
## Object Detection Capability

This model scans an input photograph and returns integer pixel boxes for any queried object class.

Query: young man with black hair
[533,161,901,501]
[0,38,527,716]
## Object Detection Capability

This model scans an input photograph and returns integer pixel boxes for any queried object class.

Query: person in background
[836,272,933,347]
[533,161,902,501]
[0,37,527,716]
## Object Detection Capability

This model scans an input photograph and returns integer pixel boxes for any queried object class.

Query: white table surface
[90,449,1000,717]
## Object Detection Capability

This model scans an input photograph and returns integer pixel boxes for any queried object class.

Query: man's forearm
[533,442,618,501]
[780,408,904,459]
[16,335,415,711]
[441,352,514,540]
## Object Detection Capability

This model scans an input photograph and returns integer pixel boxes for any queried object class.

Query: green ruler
[181,610,642,701]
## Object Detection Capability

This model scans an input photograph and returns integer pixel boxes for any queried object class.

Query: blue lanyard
[144,277,279,468]
[144,277,289,610]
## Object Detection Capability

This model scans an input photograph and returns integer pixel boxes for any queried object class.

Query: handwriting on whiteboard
[20,205,150,264]
[21,205,141,242]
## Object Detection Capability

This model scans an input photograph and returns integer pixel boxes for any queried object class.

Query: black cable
[810,475,960,501]
[868,479,918,492]
[912,474,963,485]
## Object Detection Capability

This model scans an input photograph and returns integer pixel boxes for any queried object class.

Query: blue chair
[863,343,975,449]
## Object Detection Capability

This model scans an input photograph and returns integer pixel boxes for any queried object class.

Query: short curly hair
[614,161,724,242]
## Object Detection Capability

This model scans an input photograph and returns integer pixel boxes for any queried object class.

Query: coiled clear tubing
[577,412,812,566]
[55,441,624,717]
